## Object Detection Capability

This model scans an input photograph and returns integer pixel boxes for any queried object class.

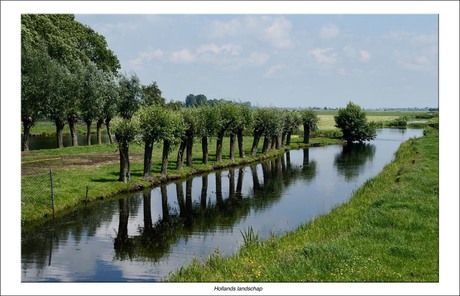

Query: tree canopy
[334,102,377,143]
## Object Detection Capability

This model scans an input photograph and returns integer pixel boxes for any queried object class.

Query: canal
[21,128,423,282]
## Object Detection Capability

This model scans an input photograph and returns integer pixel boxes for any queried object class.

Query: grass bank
[21,135,342,225]
[168,127,439,282]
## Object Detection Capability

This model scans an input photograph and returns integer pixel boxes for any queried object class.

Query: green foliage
[117,74,142,120]
[80,61,106,123]
[334,102,377,143]
[241,226,259,247]
[112,116,141,145]
[21,14,120,73]
[185,94,208,107]
[142,81,165,106]
[138,106,186,146]
[196,105,219,137]
[283,110,301,134]
[252,108,284,138]
[387,117,408,127]
[300,109,319,131]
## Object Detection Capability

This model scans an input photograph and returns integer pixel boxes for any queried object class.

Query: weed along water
[21,128,423,282]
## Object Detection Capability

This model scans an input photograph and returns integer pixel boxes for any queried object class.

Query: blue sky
[75,14,439,109]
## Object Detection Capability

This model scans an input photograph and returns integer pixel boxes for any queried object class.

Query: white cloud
[309,48,338,65]
[358,50,371,62]
[248,52,270,65]
[170,48,196,64]
[320,23,340,39]
[263,16,293,48]
[129,49,163,66]
[197,43,241,56]
[264,64,285,77]
[393,50,432,72]
[208,16,293,49]
[209,18,241,37]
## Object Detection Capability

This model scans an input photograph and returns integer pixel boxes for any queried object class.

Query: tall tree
[176,108,199,170]
[80,61,106,145]
[196,105,218,164]
[261,108,284,153]
[21,41,49,151]
[160,110,186,177]
[114,73,143,182]
[235,104,253,158]
[112,116,140,183]
[334,102,376,144]
[97,73,119,144]
[142,81,165,107]
[282,111,301,146]
[300,109,319,144]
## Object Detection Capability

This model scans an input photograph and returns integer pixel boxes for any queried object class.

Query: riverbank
[167,127,439,282]
[21,135,343,225]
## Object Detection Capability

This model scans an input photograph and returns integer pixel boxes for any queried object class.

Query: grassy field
[21,135,341,224]
[168,127,439,282]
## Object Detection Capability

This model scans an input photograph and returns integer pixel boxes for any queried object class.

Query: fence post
[50,169,55,219]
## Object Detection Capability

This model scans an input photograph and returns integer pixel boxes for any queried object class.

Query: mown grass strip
[168,127,438,282]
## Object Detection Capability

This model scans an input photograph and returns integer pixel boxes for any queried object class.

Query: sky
[75,14,439,109]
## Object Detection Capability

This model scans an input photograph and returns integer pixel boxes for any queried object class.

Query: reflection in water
[21,128,424,281]
[334,143,376,181]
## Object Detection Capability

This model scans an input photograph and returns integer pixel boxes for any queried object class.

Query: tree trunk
[55,119,65,148]
[303,124,310,144]
[216,131,224,162]
[276,135,281,149]
[143,138,154,178]
[236,168,244,199]
[106,117,113,144]
[176,181,185,218]
[117,137,130,183]
[67,114,78,146]
[96,118,104,145]
[215,171,223,205]
[22,116,33,152]
[262,136,270,153]
[176,139,186,170]
[114,198,129,249]
[86,120,92,146]
[143,191,153,232]
[281,132,286,147]
[286,132,292,145]
[270,136,276,150]
[161,140,170,177]
[200,174,208,208]
[229,168,235,196]
[201,136,208,164]
[186,131,194,167]
[229,133,236,161]
[161,185,169,221]
[237,129,245,158]
[251,129,263,156]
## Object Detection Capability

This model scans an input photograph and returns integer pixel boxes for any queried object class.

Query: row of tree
[111,94,322,183]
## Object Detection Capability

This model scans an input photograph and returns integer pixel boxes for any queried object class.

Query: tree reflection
[301,149,317,183]
[334,143,376,181]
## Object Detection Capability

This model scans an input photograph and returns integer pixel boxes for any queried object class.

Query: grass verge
[167,127,439,282]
